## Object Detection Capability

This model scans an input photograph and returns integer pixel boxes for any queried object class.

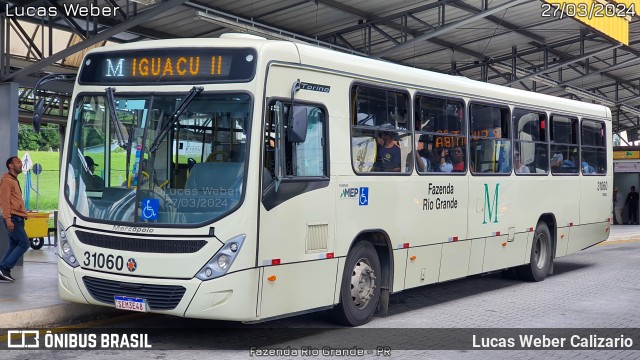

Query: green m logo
[483,183,500,224]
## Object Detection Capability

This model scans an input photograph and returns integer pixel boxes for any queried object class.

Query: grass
[17,151,60,212]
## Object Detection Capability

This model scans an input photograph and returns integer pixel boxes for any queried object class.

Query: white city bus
[51,33,611,326]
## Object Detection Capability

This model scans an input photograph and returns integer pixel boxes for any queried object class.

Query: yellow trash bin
[24,212,50,250]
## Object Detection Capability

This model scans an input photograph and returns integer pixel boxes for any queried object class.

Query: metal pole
[36,172,39,211]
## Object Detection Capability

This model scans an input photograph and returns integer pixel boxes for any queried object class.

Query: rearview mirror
[287,106,308,143]
[33,98,44,133]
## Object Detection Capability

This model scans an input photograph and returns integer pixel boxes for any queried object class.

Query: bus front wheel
[333,241,381,326]
[517,222,552,282]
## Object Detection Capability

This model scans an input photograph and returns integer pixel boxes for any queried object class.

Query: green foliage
[18,124,60,151]
[17,151,60,211]
[83,127,104,148]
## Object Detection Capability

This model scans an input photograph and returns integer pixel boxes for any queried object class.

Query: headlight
[196,234,245,281]
[217,254,230,270]
[62,241,72,255]
[57,221,79,268]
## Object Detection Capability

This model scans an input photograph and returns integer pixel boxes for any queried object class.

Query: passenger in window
[550,153,564,172]
[374,131,401,172]
[581,161,596,174]
[407,141,431,172]
[408,118,431,172]
[514,151,530,173]
[451,147,465,172]
[431,148,453,172]
[563,154,579,173]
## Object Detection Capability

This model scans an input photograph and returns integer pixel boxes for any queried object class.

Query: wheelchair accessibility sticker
[359,187,369,206]
[141,198,159,220]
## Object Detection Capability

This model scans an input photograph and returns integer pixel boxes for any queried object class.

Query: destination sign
[78,48,257,85]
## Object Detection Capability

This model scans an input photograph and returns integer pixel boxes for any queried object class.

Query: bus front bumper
[58,258,260,322]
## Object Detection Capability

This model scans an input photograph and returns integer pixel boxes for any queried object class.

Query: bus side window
[264,103,327,183]
[470,103,511,174]
[413,95,466,174]
[351,86,410,174]
[550,115,579,175]
[581,119,606,175]
[512,109,548,174]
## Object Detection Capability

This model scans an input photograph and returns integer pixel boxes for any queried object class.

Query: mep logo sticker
[340,187,360,199]
[141,198,159,220]
[359,187,369,206]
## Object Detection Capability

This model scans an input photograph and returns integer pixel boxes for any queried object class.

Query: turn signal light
[501,242,507,247]
[267,275,277,282]
[410,255,417,261]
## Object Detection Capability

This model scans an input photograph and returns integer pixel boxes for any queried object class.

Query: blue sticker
[359,187,369,206]
[141,198,159,220]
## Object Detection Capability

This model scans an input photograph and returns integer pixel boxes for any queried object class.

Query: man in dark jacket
[625,186,639,225]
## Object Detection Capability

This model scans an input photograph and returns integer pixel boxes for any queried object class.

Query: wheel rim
[33,238,41,246]
[533,232,548,270]
[350,257,376,310]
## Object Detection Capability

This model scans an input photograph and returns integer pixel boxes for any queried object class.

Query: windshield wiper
[149,86,203,153]
[105,87,129,150]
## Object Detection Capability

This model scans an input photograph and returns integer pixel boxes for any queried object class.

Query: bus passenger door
[257,85,337,320]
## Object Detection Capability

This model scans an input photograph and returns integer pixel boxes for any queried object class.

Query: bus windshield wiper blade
[149,86,203,153]
[105,87,129,150]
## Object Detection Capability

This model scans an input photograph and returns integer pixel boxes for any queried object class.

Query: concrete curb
[0,303,121,329]
[606,233,640,242]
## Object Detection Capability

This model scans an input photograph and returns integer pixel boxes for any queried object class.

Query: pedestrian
[625,186,639,225]
[613,187,625,225]
[0,156,29,282]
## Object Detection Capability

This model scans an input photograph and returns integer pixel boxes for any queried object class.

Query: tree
[18,124,60,151]
[18,124,39,150]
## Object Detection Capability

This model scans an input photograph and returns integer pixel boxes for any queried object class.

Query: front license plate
[114,296,147,312]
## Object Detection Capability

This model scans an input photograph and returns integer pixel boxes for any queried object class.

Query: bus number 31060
[83,252,124,270]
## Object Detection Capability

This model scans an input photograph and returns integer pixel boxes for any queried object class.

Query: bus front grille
[83,276,186,310]
[76,230,207,253]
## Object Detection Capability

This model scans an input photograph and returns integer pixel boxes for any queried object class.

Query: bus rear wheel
[332,242,381,326]
[517,222,552,282]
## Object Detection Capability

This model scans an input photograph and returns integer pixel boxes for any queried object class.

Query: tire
[332,241,381,326]
[517,222,552,281]
[30,237,45,250]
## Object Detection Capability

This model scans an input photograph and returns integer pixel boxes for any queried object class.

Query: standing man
[0,156,28,282]
[625,186,639,225]
[613,187,625,225]
[374,131,401,172]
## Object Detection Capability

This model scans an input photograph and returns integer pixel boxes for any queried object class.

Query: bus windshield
[64,92,251,226]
